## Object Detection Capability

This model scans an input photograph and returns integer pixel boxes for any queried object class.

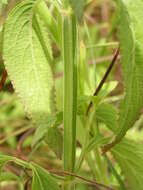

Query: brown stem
[49,170,115,190]
[0,69,7,91]
[17,128,35,160]
[86,47,120,116]
[24,177,32,190]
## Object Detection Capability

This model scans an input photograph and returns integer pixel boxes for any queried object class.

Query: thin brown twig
[24,177,32,190]
[17,128,35,160]
[0,69,7,91]
[49,170,115,190]
[86,47,120,116]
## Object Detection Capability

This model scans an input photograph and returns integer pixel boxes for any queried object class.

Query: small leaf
[31,163,60,190]
[44,127,63,159]
[77,95,100,115]
[32,112,63,147]
[112,139,143,190]
[98,81,118,100]
[96,103,118,133]
[85,135,111,153]
[32,115,56,147]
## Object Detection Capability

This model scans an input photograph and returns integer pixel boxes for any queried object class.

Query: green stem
[63,13,78,188]
[36,0,60,45]
[104,154,127,190]
[94,148,108,185]
[75,109,95,172]
[86,153,100,181]
[94,122,109,186]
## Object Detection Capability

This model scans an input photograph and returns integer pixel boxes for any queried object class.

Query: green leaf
[70,0,86,23]
[77,95,100,115]
[31,163,60,190]
[116,0,143,140]
[98,81,118,100]
[44,126,63,159]
[85,135,111,153]
[96,103,118,133]
[2,0,55,135]
[32,112,63,147]
[112,139,143,190]
[103,0,143,151]
[32,115,56,147]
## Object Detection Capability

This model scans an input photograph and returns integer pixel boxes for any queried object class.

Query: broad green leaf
[70,0,86,23]
[31,163,60,190]
[112,139,143,190]
[44,126,63,159]
[103,0,143,151]
[96,103,118,133]
[2,0,55,137]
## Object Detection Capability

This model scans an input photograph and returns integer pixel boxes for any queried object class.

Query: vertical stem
[63,12,78,188]
[94,122,109,187]
[104,154,127,190]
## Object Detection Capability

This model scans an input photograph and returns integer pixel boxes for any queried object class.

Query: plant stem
[86,47,120,116]
[86,153,100,181]
[104,154,127,190]
[75,109,95,172]
[63,13,78,188]
[94,122,109,187]
[94,148,108,186]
